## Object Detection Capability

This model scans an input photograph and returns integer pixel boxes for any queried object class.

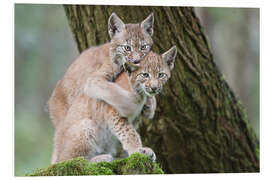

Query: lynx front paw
[135,147,156,162]
[142,97,156,119]
[142,105,155,119]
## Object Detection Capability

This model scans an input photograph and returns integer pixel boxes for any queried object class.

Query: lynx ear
[141,12,154,36]
[108,13,125,39]
[162,46,177,70]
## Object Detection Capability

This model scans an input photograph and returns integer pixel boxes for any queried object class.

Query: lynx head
[128,46,177,97]
[108,12,154,65]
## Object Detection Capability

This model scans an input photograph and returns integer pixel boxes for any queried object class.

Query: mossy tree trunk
[63,5,259,173]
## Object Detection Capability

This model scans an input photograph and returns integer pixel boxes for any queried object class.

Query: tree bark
[63,5,259,173]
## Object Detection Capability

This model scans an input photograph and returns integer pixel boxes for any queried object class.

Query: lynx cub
[51,47,177,164]
[48,12,154,127]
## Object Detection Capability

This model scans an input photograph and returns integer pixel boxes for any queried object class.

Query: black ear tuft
[162,46,177,70]
[108,12,125,39]
[141,12,154,36]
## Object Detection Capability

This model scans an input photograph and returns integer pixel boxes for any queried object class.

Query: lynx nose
[133,59,140,64]
[151,87,157,92]
[132,53,141,64]
[150,87,159,93]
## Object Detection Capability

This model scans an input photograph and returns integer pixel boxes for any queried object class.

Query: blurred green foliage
[14,4,259,176]
[15,4,78,176]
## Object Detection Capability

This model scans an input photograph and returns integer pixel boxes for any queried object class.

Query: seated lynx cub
[51,46,177,164]
[48,12,155,128]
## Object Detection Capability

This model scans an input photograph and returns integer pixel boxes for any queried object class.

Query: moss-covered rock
[26,153,164,176]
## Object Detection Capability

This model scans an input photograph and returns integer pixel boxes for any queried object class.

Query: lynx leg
[107,110,156,162]
[89,154,113,163]
[51,118,99,164]
[51,142,59,164]
[109,117,142,155]
[107,110,141,154]
[142,96,157,119]
[84,76,139,118]
[48,80,69,128]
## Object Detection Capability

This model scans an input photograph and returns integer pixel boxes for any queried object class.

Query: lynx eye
[124,45,131,51]
[141,45,148,50]
[142,73,150,78]
[158,73,167,79]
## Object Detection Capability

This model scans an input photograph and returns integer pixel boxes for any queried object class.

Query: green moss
[26,153,164,176]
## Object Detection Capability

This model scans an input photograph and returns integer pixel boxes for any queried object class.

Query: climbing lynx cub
[51,47,177,163]
[48,12,154,128]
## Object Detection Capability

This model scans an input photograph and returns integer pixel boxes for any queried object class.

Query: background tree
[63,5,259,173]
[196,8,260,137]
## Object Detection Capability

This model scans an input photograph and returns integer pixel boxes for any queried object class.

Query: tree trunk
[63,5,259,173]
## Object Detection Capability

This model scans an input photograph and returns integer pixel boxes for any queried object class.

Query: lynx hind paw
[90,154,113,163]
[136,147,156,162]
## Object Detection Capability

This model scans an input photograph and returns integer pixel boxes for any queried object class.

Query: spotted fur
[48,12,154,128]
[51,47,177,164]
